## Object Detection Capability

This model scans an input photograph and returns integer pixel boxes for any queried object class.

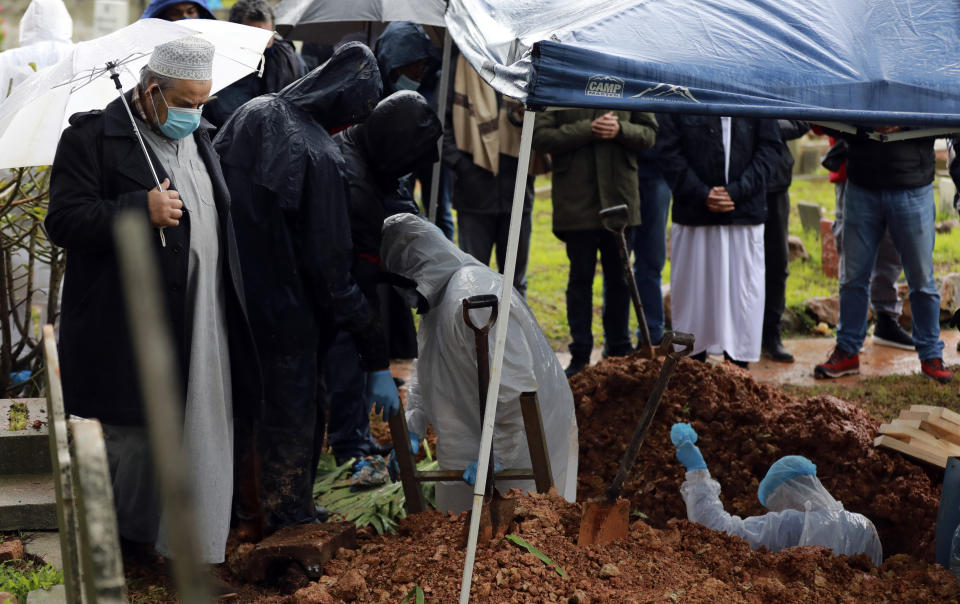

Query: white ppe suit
[681,470,883,565]
[0,0,74,98]
[381,213,579,513]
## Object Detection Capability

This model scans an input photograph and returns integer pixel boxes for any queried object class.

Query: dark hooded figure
[324,91,442,463]
[213,43,400,535]
[140,0,215,21]
[201,0,306,128]
[373,21,454,240]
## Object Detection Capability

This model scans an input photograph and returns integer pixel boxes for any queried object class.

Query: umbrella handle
[107,62,167,247]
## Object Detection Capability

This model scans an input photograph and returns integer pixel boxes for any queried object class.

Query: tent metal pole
[428,30,453,225]
[458,108,536,604]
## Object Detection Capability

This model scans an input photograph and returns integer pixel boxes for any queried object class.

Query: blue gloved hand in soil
[388,431,420,480]
[462,459,505,486]
[670,422,707,471]
[366,369,400,419]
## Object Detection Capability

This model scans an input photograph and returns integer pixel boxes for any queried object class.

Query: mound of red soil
[253,491,959,603]
[571,356,942,561]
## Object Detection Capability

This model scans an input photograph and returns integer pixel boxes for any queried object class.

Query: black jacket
[213,42,389,370]
[47,92,261,425]
[768,120,810,194]
[844,134,935,190]
[656,114,781,226]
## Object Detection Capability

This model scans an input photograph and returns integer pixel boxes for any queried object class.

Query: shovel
[577,331,695,546]
[600,203,656,359]
[462,294,517,542]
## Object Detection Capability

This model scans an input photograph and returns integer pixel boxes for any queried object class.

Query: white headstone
[92,0,128,38]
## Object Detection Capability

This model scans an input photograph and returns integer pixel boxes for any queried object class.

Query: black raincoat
[202,39,305,129]
[213,42,384,531]
[373,22,440,100]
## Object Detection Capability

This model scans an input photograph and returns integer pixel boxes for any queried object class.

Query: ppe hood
[381,213,482,307]
[140,0,216,21]
[19,0,73,46]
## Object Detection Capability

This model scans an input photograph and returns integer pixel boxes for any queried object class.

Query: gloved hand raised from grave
[670,422,707,471]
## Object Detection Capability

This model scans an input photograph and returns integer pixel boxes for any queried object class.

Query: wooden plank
[919,417,960,446]
[416,469,535,483]
[879,423,960,455]
[875,435,948,468]
[519,392,554,494]
[899,410,930,421]
[912,405,960,428]
[387,412,425,514]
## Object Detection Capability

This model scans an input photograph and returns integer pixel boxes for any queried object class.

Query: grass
[0,560,63,601]
[784,364,960,422]
[524,170,960,350]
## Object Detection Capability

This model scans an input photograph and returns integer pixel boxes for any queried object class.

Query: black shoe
[565,356,589,378]
[314,504,330,523]
[873,313,915,350]
[762,333,795,363]
[722,351,749,369]
[690,351,707,363]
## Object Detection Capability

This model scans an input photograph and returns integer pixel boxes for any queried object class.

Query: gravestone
[0,398,55,530]
[797,201,824,233]
[938,177,956,215]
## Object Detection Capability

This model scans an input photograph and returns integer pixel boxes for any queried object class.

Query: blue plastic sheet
[447,0,960,125]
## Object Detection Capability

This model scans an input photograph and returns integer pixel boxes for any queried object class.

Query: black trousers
[562,229,631,359]
[763,190,790,336]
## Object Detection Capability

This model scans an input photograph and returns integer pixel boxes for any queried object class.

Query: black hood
[354,91,441,181]
[278,41,383,131]
[374,21,440,94]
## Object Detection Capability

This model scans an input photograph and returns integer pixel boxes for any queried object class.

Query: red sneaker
[814,347,859,379]
[921,358,952,383]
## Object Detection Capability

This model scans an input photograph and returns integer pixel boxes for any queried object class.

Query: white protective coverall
[0,0,73,98]
[381,213,579,513]
[680,470,883,565]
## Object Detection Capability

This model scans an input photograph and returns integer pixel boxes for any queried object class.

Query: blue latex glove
[462,459,505,486]
[670,422,707,471]
[670,422,698,446]
[366,370,400,420]
[388,432,420,481]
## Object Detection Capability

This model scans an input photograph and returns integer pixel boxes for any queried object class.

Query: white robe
[670,116,765,363]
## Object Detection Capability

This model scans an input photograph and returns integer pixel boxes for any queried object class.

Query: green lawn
[524,171,960,351]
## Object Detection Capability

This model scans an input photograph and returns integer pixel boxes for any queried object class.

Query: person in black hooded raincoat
[212,43,400,535]
[373,21,453,240]
[325,91,442,464]
[201,0,305,129]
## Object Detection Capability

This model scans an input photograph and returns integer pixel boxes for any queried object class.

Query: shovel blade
[577,498,630,546]
[461,491,517,547]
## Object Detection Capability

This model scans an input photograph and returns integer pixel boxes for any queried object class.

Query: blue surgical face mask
[394,74,421,92]
[149,86,202,140]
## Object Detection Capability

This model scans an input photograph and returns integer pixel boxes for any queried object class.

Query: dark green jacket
[533,109,657,233]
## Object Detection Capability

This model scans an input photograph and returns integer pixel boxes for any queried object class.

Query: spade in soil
[577,331,694,546]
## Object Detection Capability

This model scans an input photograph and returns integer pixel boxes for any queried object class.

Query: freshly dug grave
[254,491,959,603]
[572,356,942,561]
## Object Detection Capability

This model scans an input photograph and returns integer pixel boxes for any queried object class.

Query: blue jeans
[837,181,943,360]
[630,175,672,344]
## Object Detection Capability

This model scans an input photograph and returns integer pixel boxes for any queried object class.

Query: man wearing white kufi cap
[46,36,261,572]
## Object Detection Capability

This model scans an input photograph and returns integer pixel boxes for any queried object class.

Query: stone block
[0,399,51,475]
[230,522,357,583]
[820,219,838,279]
[0,539,24,562]
[787,235,809,262]
[0,474,56,531]
[806,296,840,327]
[23,585,65,603]
[23,532,62,570]
[938,177,956,214]
[797,201,824,232]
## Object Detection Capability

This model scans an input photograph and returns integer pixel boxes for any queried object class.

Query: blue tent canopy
[446,0,960,126]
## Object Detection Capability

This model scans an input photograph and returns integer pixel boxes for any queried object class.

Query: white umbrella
[0,18,273,170]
